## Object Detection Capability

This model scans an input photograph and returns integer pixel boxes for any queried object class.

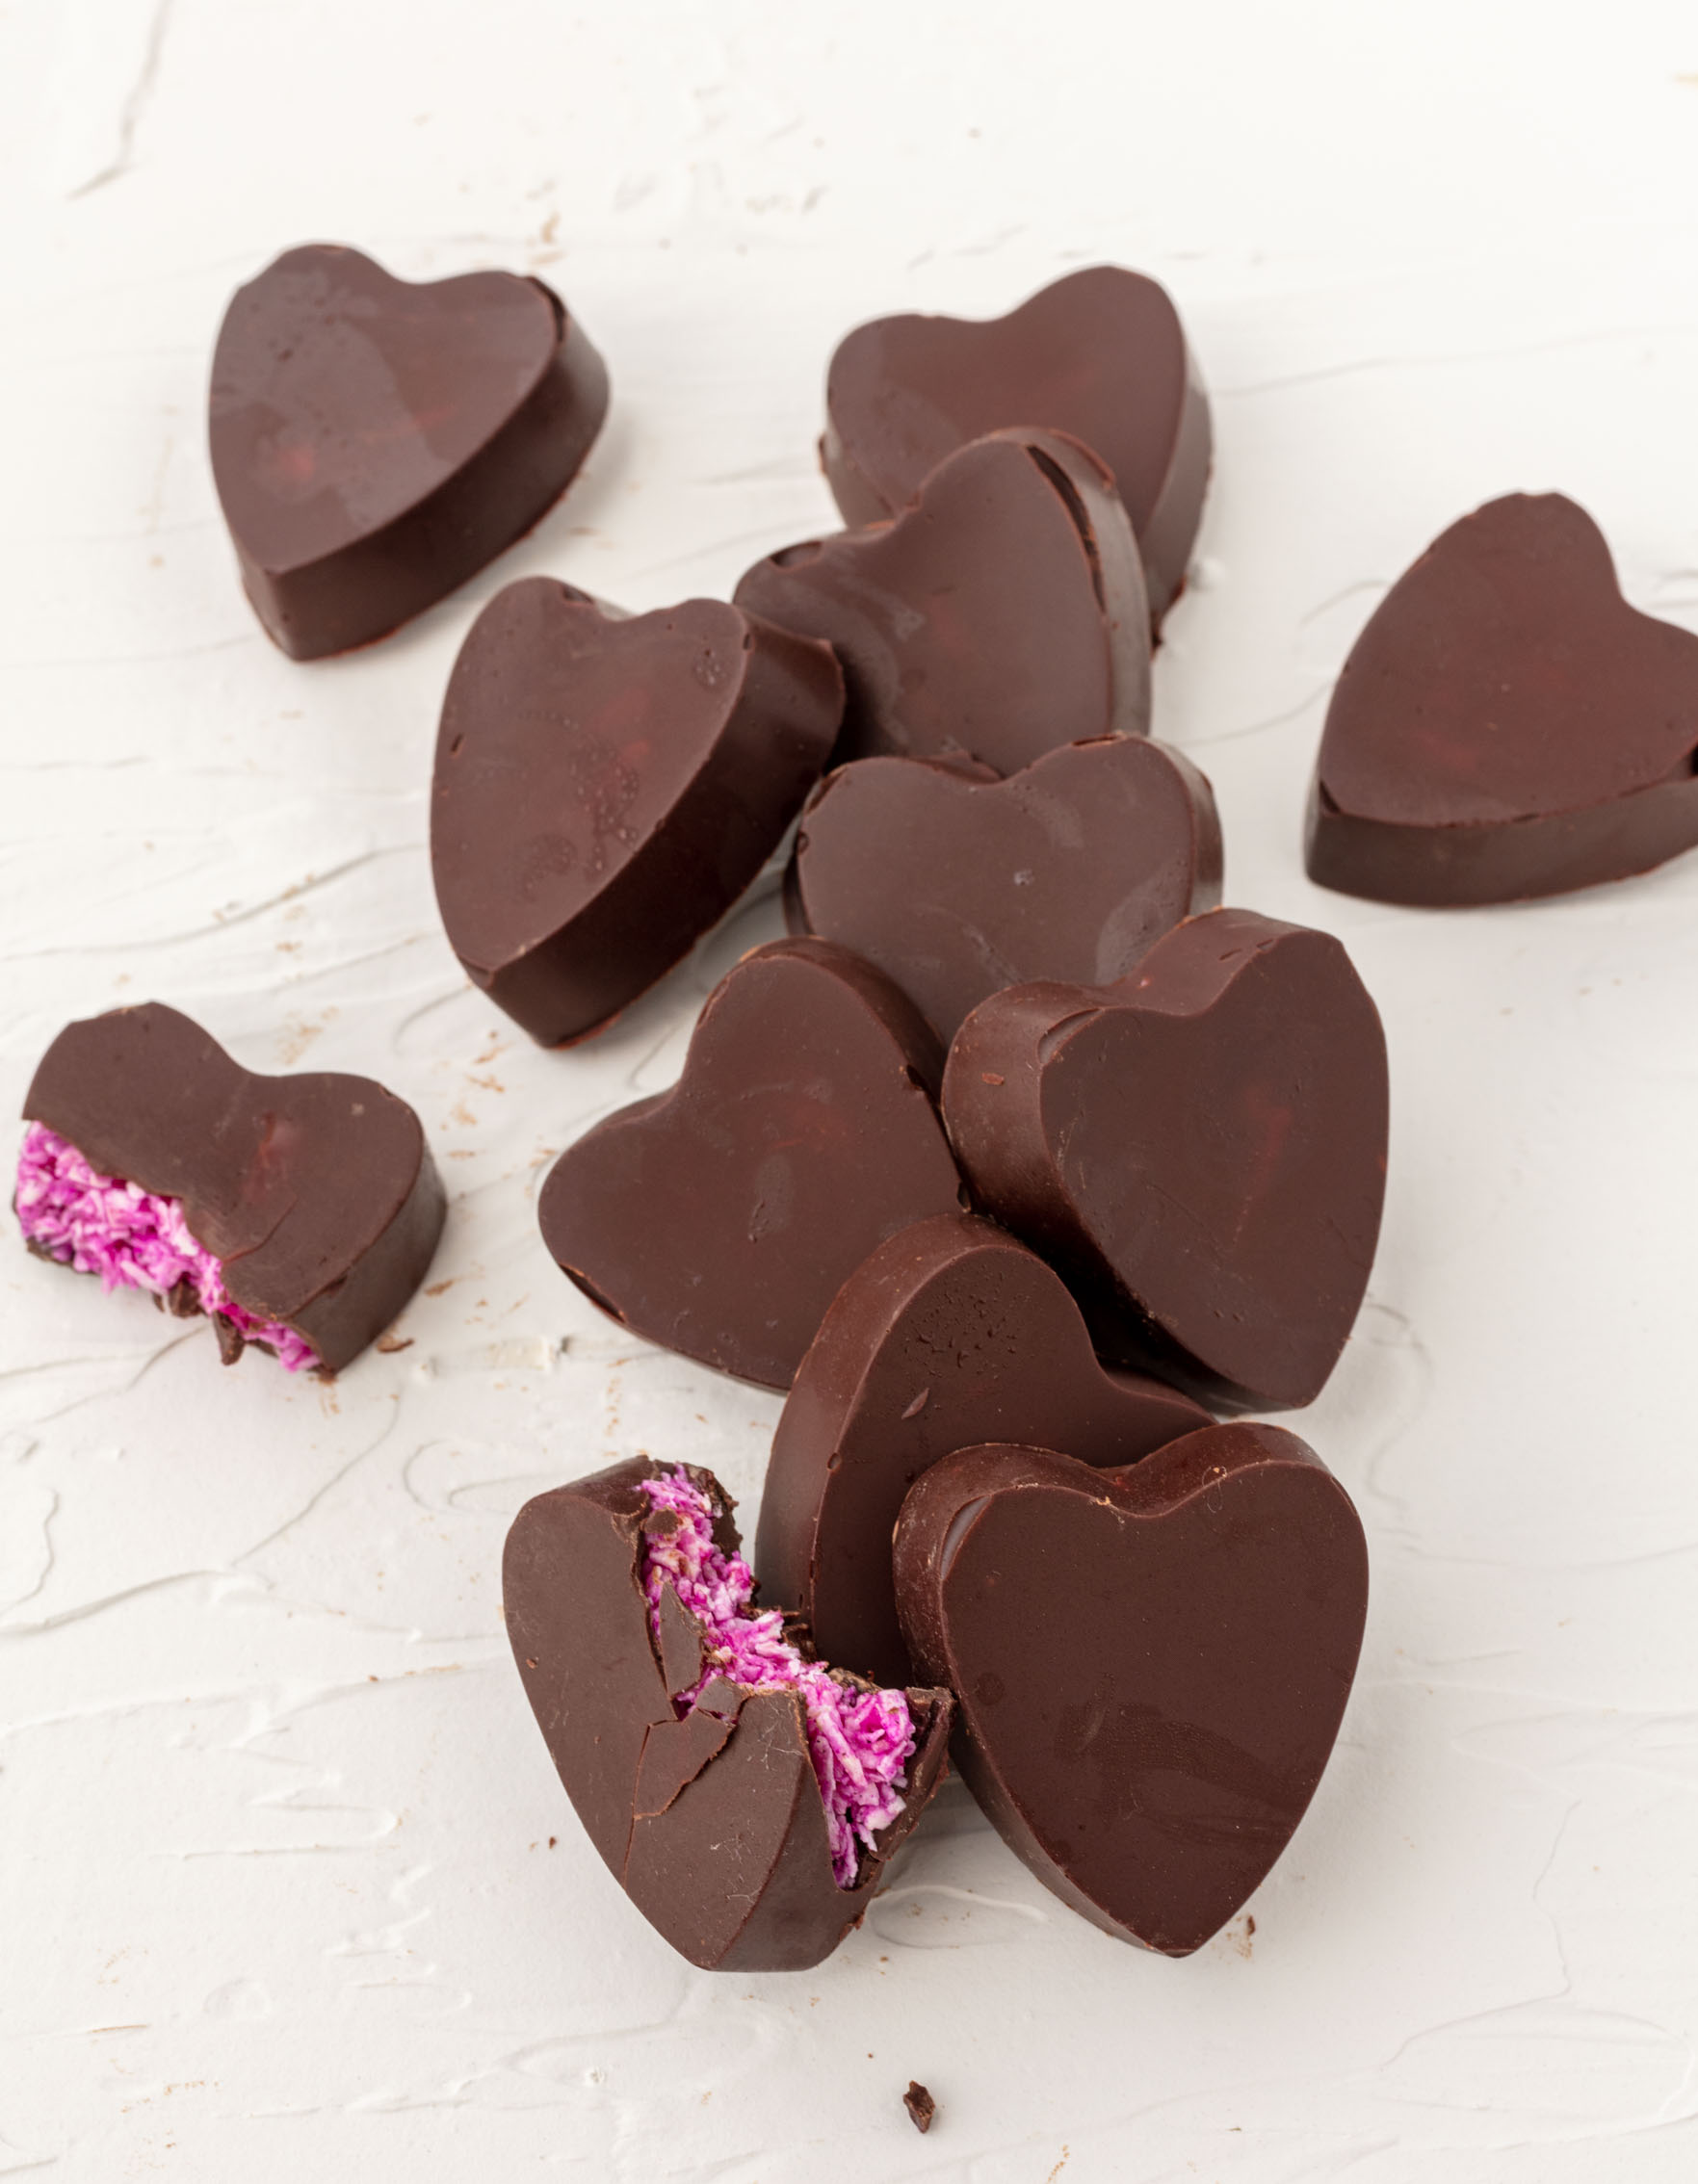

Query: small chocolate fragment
[1307,493,1698,904]
[736,427,1150,773]
[822,266,1211,626]
[537,940,967,1390]
[893,1428,1369,1955]
[18,1003,444,1373]
[756,1212,1212,1687]
[941,909,1389,1412]
[504,1457,953,1971]
[903,2082,936,2135]
[431,580,843,1045]
[785,736,1222,1045]
[210,244,609,659]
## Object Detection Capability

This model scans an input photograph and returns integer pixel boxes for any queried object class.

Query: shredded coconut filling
[636,1467,916,1888]
[14,1122,319,1373]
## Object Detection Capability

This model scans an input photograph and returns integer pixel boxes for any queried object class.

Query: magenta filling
[14,1122,318,1373]
[637,1468,916,1888]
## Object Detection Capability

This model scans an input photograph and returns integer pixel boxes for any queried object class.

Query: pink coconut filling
[637,1468,916,1888]
[14,1122,318,1373]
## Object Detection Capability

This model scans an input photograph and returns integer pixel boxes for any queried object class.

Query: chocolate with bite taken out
[893,1427,1368,1955]
[822,267,1211,627]
[20,1003,444,1373]
[431,580,843,1046]
[735,427,1150,773]
[210,244,609,659]
[941,909,1389,1412]
[1307,493,1698,904]
[537,940,967,1391]
[756,1212,1212,1689]
[785,736,1222,1046]
[504,1457,953,1971]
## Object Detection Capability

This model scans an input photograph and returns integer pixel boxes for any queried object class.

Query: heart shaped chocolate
[537,940,967,1390]
[822,267,1212,626]
[942,908,1389,1411]
[735,427,1150,773]
[785,736,1222,1045]
[431,580,843,1046]
[210,244,609,659]
[756,1212,1212,1688]
[17,1002,444,1373]
[505,1457,952,1970]
[1306,493,1698,903]
[893,1427,1368,1955]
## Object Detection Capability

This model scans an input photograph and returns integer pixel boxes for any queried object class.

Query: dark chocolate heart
[735,427,1150,773]
[785,736,1222,1045]
[537,939,967,1390]
[756,1212,1212,1688]
[822,267,1211,626]
[210,243,609,659]
[942,908,1389,1411]
[18,1002,444,1373]
[893,1427,1368,1955]
[431,580,843,1046]
[505,1457,952,1970]
[1306,492,1698,903]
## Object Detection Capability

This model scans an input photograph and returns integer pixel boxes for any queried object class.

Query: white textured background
[3,2,1698,2176]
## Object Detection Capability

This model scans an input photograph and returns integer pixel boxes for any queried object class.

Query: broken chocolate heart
[431,580,843,1046]
[942,908,1389,1412]
[537,939,967,1390]
[17,1002,444,1373]
[210,243,609,658]
[504,1457,952,1970]
[893,1427,1368,1956]
[821,266,1212,626]
[756,1212,1212,1689]
[1306,492,1698,903]
[785,735,1222,1045]
[735,427,1150,773]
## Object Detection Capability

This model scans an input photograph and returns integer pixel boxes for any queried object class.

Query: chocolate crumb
[903,2081,935,2134]
[212,1313,247,1366]
[375,1333,414,1354]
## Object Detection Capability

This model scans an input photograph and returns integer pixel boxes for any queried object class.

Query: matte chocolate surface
[756,1212,1211,1688]
[22,1002,444,1372]
[504,1456,952,1971]
[941,909,1389,1412]
[431,580,843,1046]
[1307,492,1698,904]
[735,427,1150,772]
[785,736,1222,1045]
[537,940,967,1390]
[210,244,609,659]
[822,266,1212,626]
[893,1427,1369,1955]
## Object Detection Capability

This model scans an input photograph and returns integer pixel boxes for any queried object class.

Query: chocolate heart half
[210,244,609,659]
[1307,492,1698,904]
[506,1457,952,1970]
[735,427,1150,773]
[756,1212,1212,1688]
[431,581,843,1046]
[942,909,1389,1412]
[17,1003,444,1372]
[893,1428,1368,1955]
[537,939,967,1390]
[785,736,1222,1045]
[822,266,1212,626]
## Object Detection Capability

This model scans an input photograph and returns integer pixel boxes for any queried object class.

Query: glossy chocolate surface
[23,1002,444,1372]
[736,427,1150,772]
[941,908,1389,1411]
[1307,493,1698,904]
[431,580,843,1046]
[210,244,609,659]
[893,1427,1368,1955]
[756,1212,1212,1688]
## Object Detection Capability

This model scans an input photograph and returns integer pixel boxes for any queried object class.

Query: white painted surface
[3,1,1697,2175]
